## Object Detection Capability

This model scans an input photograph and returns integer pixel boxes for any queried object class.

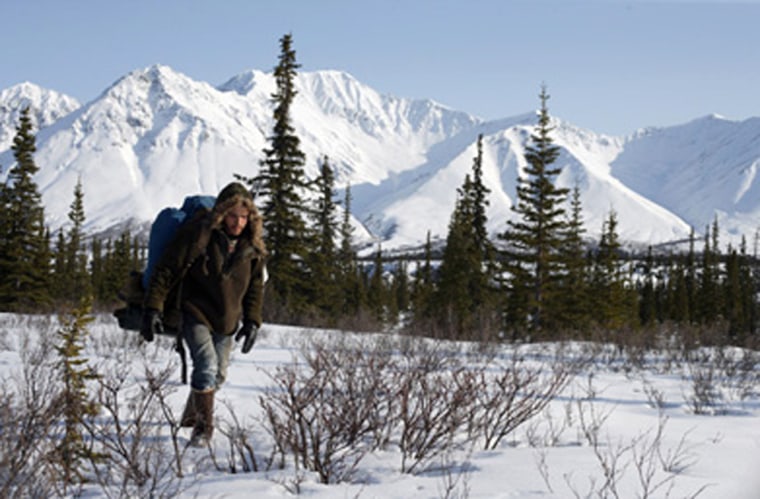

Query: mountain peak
[1,64,758,251]
[0,82,80,150]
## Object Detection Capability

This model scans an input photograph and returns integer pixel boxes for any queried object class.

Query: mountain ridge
[1,64,758,251]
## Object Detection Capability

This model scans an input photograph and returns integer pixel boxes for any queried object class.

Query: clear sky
[2,0,758,136]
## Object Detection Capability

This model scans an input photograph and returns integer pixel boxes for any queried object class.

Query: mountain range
[1,64,759,253]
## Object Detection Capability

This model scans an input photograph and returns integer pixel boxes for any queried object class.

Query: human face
[224,204,250,237]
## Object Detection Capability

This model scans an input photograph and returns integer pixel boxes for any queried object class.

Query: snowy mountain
[1,65,758,252]
[0,82,80,151]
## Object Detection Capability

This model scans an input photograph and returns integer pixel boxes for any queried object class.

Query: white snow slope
[1,65,759,251]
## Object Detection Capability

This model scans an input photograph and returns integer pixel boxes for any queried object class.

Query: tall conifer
[556,186,590,330]
[497,85,569,333]
[238,33,310,318]
[0,107,50,310]
[307,156,340,320]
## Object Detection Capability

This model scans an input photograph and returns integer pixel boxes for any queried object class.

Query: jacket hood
[211,182,267,256]
[214,182,253,210]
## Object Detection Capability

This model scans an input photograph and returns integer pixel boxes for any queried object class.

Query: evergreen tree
[723,244,743,339]
[307,156,341,321]
[0,107,51,310]
[681,227,698,324]
[590,210,637,329]
[556,185,590,330]
[411,231,435,324]
[697,220,721,324]
[337,184,363,317]
[497,85,569,333]
[238,33,310,317]
[470,134,494,265]
[466,135,498,317]
[367,245,386,323]
[393,259,411,315]
[98,230,135,304]
[639,246,657,326]
[434,175,481,336]
[723,237,755,343]
[433,140,497,338]
[89,236,105,304]
[61,177,91,304]
[53,229,67,299]
[52,296,101,490]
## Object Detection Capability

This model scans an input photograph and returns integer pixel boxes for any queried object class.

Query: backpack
[114,194,216,383]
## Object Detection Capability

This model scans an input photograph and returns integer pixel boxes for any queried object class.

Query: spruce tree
[54,177,91,305]
[52,296,101,489]
[497,85,569,333]
[53,229,67,300]
[393,259,411,315]
[67,177,91,302]
[411,231,435,325]
[238,33,310,317]
[590,210,637,330]
[0,106,51,310]
[697,221,721,324]
[467,135,498,315]
[307,156,341,321]
[367,245,386,323]
[434,175,480,336]
[556,185,590,330]
[639,246,657,326]
[470,134,493,263]
[433,135,499,338]
[337,183,363,317]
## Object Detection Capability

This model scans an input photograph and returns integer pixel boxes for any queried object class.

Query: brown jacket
[144,193,266,334]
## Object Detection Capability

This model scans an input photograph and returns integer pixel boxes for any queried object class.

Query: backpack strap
[170,219,213,385]
[175,321,188,384]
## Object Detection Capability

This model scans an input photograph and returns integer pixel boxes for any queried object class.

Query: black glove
[140,308,164,342]
[235,321,258,354]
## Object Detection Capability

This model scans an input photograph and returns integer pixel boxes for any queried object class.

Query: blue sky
[2,0,758,136]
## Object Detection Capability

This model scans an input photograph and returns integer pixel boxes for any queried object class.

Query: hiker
[140,181,267,447]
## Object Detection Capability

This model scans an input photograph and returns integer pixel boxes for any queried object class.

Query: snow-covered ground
[0,313,758,498]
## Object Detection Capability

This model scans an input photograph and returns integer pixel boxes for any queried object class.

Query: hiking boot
[179,390,196,428]
[188,389,214,447]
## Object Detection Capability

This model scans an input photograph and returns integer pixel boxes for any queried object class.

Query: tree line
[0,34,758,349]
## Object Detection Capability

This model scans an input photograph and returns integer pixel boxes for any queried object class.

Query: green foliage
[337,184,364,318]
[589,211,638,330]
[420,135,498,338]
[554,186,591,330]
[367,246,387,323]
[53,296,102,489]
[0,107,51,310]
[498,85,569,333]
[306,156,342,321]
[410,233,435,324]
[90,230,143,306]
[52,177,92,305]
[238,33,312,319]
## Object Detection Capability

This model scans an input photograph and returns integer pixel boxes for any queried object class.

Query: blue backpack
[115,194,215,384]
[141,195,216,289]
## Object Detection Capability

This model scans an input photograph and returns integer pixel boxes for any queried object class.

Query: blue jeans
[183,313,234,391]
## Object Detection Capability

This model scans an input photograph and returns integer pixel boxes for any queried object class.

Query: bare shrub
[567,399,710,499]
[259,335,392,484]
[394,356,475,473]
[435,449,473,499]
[640,375,667,410]
[0,335,63,498]
[469,344,575,451]
[216,399,260,474]
[82,358,192,497]
[525,401,575,448]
